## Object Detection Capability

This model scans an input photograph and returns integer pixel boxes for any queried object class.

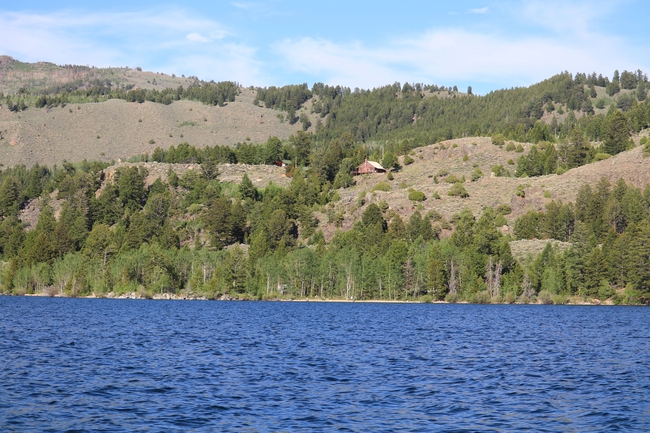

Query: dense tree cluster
[0,156,519,302]
[513,178,650,299]
[1,80,239,110]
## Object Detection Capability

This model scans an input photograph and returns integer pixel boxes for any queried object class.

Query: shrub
[593,153,611,161]
[472,290,492,304]
[387,172,394,180]
[408,190,426,202]
[515,185,525,198]
[149,139,155,144]
[445,174,464,183]
[595,98,607,109]
[445,293,459,303]
[372,182,392,192]
[507,159,514,165]
[403,155,414,165]
[496,204,512,215]
[432,191,441,199]
[437,169,449,177]
[598,281,615,300]
[452,143,458,148]
[491,165,509,177]
[428,210,443,221]
[462,154,469,161]
[515,144,524,153]
[505,142,516,151]
[471,168,483,181]
[491,134,506,146]
[538,290,553,304]
[543,190,552,198]
[448,182,469,198]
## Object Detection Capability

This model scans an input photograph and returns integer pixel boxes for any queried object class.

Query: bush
[491,165,509,177]
[492,134,506,146]
[387,172,394,180]
[403,155,414,165]
[507,159,514,165]
[472,290,492,304]
[372,182,391,192]
[538,290,553,304]
[598,281,615,300]
[462,154,469,161]
[408,190,426,202]
[448,182,469,198]
[505,142,516,151]
[504,292,516,304]
[436,169,449,177]
[595,98,607,109]
[515,184,525,198]
[445,174,464,183]
[496,204,512,215]
[471,168,483,181]
[445,293,459,303]
[515,144,524,153]
[593,153,611,161]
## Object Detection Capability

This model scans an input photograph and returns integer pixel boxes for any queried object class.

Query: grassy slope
[315,136,650,242]
[0,89,315,167]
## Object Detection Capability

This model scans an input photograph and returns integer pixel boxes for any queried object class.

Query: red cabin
[356,159,386,175]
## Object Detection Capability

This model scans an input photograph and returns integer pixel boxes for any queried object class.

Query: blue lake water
[1,297,649,432]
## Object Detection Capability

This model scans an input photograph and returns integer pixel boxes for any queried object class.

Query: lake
[1,297,649,432]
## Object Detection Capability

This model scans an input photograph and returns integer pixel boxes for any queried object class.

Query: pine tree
[603,110,629,155]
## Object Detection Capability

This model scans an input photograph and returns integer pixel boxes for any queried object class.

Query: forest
[0,69,649,303]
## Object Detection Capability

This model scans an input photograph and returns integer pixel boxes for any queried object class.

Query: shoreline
[2,292,628,306]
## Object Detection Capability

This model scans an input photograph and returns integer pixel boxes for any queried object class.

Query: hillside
[1,58,650,304]
[0,55,192,94]
[0,88,313,167]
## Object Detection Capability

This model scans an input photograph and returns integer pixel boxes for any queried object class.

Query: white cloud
[186,33,211,43]
[469,7,489,14]
[273,25,649,91]
[0,8,261,83]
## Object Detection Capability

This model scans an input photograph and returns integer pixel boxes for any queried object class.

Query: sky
[1,0,649,94]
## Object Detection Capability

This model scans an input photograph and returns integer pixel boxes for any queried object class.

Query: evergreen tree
[602,109,629,155]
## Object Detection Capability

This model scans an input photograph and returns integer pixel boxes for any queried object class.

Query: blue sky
[1,0,649,94]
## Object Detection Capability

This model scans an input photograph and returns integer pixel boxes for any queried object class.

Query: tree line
[512,177,650,300]
[0,149,648,304]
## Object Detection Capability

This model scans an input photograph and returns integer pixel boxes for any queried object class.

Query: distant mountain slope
[0,55,192,94]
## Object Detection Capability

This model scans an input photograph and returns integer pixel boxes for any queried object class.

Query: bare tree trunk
[449,260,458,295]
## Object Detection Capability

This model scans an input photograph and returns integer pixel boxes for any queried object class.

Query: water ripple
[1,298,649,432]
